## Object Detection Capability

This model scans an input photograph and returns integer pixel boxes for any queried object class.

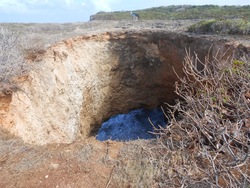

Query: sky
[0,0,249,23]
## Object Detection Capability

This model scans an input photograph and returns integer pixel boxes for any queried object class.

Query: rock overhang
[0,29,248,145]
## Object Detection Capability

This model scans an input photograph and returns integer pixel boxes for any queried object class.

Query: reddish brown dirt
[0,128,123,188]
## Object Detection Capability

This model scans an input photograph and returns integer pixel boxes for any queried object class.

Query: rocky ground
[0,20,249,188]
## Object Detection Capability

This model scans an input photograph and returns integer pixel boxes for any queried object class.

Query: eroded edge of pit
[0,30,249,145]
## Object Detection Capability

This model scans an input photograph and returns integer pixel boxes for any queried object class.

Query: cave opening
[96,106,167,141]
[81,31,216,144]
[1,29,243,145]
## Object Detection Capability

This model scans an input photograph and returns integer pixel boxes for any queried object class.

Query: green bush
[90,5,250,21]
[188,19,250,35]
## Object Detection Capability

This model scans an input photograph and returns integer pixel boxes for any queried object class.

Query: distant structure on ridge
[130,12,139,21]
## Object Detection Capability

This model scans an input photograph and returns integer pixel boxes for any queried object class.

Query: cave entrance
[79,31,218,143]
[96,107,167,141]
[1,29,241,145]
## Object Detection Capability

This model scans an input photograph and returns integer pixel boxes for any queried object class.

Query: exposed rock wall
[0,30,248,145]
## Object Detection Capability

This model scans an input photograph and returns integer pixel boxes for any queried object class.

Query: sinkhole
[96,107,167,141]
[1,30,237,145]
[85,31,217,143]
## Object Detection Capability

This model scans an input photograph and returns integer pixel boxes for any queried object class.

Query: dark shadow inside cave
[96,107,167,141]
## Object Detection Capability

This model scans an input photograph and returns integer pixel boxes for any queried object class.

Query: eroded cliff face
[0,30,249,145]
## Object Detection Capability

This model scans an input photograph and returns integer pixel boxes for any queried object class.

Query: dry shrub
[0,28,25,82]
[154,49,250,187]
[17,31,49,63]
[0,28,28,96]
[0,27,47,96]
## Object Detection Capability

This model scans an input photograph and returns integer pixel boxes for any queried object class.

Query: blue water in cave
[96,107,166,141]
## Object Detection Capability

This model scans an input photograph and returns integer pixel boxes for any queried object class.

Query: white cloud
[90,0,120,11]
[0,0,86,13]
[62,0,87,9]
[64,0,74,6]
[91,0,110,11]
[0,0,28,13]
[0,0,47,13]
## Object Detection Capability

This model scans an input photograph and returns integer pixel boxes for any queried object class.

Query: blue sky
[0,0,249,23]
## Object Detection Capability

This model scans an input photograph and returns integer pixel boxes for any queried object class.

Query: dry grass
[111,140,159,187]
[0,28,25,82]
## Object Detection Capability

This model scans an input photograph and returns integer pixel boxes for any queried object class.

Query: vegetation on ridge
[188,19,250,35]
[90,5,250,21]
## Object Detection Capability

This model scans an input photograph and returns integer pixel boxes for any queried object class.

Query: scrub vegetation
[113,50,250,187]
[157,50,250,187]
[188,19,250,35]
[90,5,250,21]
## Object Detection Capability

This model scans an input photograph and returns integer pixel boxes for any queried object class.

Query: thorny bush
[0,28,25,82]
[0,27,44,96]
[0,28,29,97]
[156,49,250,187]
